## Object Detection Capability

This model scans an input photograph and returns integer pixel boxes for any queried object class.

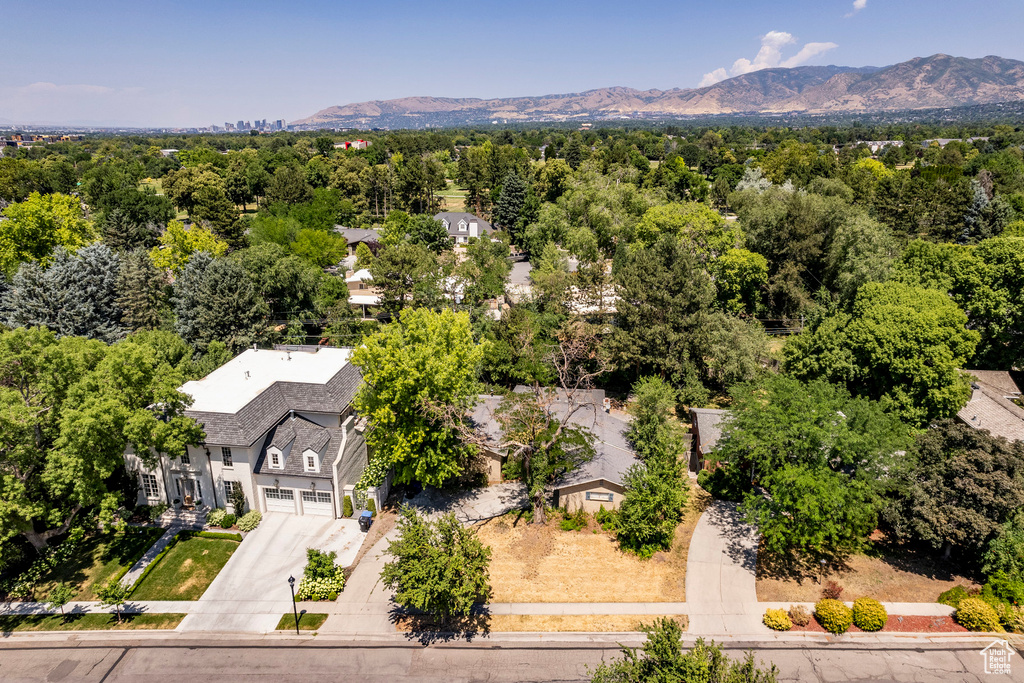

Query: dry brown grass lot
[756,538,980,603]
[394,614,686,633]
[477,487,711,603]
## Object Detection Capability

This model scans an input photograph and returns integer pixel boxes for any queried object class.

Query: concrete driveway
[178,513,366,632]
[409,482,527,523]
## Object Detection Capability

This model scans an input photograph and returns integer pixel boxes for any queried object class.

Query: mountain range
[293,54,1024,128]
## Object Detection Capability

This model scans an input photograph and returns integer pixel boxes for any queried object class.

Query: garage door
[264,487,295,513]
[301,490,333,516]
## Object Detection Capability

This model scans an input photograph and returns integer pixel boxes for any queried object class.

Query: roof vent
[244,371,250,380]
[290,409,295,421]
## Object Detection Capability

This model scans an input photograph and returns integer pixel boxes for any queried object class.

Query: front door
[176,478,196,506]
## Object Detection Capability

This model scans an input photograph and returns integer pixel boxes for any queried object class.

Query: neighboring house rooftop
[958,370,1024,443]
[434,212,493,237]
[691,408,729,454]
[346,268,373,284]
[333,227,381,243]
[182,348,361,447]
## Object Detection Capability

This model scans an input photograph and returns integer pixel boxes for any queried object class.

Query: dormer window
[442,219,450,230]
[458,220,467,232]
[303,450,319,472]
[269,449,282,469]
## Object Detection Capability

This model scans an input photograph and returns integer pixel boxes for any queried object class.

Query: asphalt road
[0,635,1014,683]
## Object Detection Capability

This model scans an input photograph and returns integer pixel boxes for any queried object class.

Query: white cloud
[699,31,839,87]
[845,0,867,17]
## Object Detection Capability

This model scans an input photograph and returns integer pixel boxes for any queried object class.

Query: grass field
[0,613,184,633]
[130,535,239,601]
[33,527,165,601]
[756,537,980,603]
[276,612,329,631]
[476,488,710,603]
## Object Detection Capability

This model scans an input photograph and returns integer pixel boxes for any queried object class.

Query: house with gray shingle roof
[957,370,1024,443]
[434,212,493,245]
[690,407,729,472]
[124,346,374,518]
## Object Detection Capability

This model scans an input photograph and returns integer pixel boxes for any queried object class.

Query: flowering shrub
[206,509,226,527]
[237,510,262,532]
[295,548,345,601]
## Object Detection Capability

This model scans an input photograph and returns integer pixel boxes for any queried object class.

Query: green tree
[632,202,739,257]
[0,192,96,276]
[369,242,438,317]
[826,214,900,303]
[984,511,1024,580]
[97,579,129,623]
[380,506,491,622]
[625,376,678,461]
[46,582,75,617]
[352,308,484,487]
[884,420,1024,560]
[191,258,269,352]
[0,328,203,562]
[616,457,688,557]
[117,249,165,332]
[785,282,978,425]
[355,241,375,269]
[493,171,528,237]
[407,214,452,253]
[149,220,228,273]
[590,621,778,683]
[456,234,511,306]
[289,228,347,268]
[711,248,768,315]
[172,252,213,345]
[266,165,313,205]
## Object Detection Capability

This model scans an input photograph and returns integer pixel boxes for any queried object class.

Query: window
[224,480,236,497]
[301,490,332,504]
[305,454,316,472]
[180,451,190,466]
[265,487,293,500]
[458,220,467,232]
[221,447,232,467]
[141,474,159,498]
[585,492,614,503]
[270,451,281,468]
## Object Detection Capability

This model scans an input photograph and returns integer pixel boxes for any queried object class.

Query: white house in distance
[434,212,493,245]
[125,345,384,518]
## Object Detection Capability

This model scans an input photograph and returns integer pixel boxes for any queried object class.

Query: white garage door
[301,490,333,516]
[264,487,295,513]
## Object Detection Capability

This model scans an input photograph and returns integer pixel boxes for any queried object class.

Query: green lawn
[33,527,166,601]
[276,612,328,631]
[130,535,239,601]
[0,613,184,633]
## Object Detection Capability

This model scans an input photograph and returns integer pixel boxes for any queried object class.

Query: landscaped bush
[788,604,811,627]
[982,572,1024,608]
[295,548,345,601]
[559,507,588,531]
[342,496,353,518]
[821,580,844,600]
[695,465,747,502]
[366,498,377,517]
[955,597,1004,632]
[938,585,970,608]
[595,505,617,531]
[220,514,236,529]
[852,597,887,632]
[206,508,226,527]
[147,503,168,522]
[763,608,792,631]
[814,598,853,634]
[1004,606,1024,633]
[238,510,262,532]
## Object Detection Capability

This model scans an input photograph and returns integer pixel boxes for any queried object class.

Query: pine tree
[192,258,269,352]
[102,208,159,252]
[117,249,164,332]
[493,172,527,238]
[172,251,213,345]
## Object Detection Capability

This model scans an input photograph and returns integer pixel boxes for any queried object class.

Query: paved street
[0,634,1012,682]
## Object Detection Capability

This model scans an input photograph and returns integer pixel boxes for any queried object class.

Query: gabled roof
[185,359,362,447]
[691,408,729,454]
[253,415,345,480]
[958,370,1024,443]
[472,388,636,488]
[433,212,493,237]
[333,227,381,243]
[346,268,373,283]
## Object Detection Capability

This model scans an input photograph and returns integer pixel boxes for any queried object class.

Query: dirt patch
[756,541,980,603]
[788,615,966,634]
[393,614,686,633]
[478,489,709,603]
[345,508,397,576]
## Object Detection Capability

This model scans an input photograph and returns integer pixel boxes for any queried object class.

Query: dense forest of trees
[3,119,1024,614]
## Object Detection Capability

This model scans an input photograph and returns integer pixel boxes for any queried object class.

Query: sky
[2,0,1024,127]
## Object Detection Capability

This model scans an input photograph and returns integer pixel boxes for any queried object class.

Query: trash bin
[358,510,372,532]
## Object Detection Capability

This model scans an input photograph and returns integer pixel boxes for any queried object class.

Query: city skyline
[2,0,1024,127]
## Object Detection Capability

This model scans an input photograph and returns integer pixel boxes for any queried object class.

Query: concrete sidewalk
[119,527,181,588]
[319,529,398,634]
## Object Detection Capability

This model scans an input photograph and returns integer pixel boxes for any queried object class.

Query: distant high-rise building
[275,119,285,130]
[237,120,245,131]
[225,122,235,131]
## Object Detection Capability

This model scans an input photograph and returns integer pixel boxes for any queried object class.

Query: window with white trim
[221,447,232,467]
[585,492,614,502]
[301,490,332,504]
[180,451,190,466]
[224,480,236,497]
[458,220,467,232]
[269,450,281,468]
[265,487,293,500]
[305,453,317,472]
[141,473,159,498]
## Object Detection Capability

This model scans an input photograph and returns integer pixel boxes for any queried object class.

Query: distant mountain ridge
[293,55,1024,128]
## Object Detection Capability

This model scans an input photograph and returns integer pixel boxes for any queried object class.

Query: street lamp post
[288,575,299,634]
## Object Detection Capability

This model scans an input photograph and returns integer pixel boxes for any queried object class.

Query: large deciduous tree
[352,308,484,488]
[0,192,96,276]
[0,328,203,563]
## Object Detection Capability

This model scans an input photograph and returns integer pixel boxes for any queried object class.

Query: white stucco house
[125,345,383,518]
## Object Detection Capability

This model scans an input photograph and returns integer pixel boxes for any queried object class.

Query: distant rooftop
[957,370,1024,443]
[182,347,352,414]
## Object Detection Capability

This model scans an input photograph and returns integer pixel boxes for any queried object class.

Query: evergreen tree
[4,245,124,343]
[117,249,164,332]
[192,258,269,352]
[172,251,213,345]
[493,172,527,238]
[101,208,159,252]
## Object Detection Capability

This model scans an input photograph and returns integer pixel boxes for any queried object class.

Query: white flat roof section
[182,347,353,414]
